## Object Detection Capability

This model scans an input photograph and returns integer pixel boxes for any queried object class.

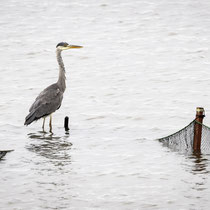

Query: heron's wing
[29,83,63,116]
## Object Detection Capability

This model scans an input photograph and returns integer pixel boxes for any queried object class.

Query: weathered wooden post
[193,107,205,152]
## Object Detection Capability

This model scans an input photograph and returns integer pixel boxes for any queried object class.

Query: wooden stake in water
[64,116,69,131]
[193,107,205,152]
[0,150,14,160]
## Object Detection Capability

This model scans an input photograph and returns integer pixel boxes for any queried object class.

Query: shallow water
[1,0,210,209]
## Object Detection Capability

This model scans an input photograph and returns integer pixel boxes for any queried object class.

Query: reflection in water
[189,153,209,175]
[26,131,72,162]
[159,139,209,175]
[185,153,210,193]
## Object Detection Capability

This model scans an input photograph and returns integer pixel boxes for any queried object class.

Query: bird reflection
[26,131,72,163]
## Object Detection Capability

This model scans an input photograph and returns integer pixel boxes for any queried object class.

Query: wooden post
[0,150,14,160]
[64,116,69,131]
[193,107,205,152]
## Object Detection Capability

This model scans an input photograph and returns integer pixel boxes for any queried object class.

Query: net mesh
[200,123,210,151]
[158,120,210,153]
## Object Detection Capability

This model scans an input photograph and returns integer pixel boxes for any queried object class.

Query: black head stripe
[56,42,69,48]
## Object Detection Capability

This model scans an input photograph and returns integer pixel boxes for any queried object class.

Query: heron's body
[24,42,82,132]
[25,83,63,125]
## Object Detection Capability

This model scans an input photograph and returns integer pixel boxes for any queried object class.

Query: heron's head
[56,42,83,51]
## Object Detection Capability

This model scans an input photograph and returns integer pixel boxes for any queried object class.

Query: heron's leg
[42,117,46,132]
[49,114,53,133]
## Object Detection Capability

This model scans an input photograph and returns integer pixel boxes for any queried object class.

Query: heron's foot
[49,131,54,135]
[49,125,53,134]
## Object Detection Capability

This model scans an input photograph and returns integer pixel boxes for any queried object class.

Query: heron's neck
[56,49,66,92]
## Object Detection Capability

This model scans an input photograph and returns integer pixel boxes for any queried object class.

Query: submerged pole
[193,107,205,152]
[0,150,14,160]
[64,116,69,131]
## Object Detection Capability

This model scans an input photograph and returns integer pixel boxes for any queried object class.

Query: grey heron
[24,42,83,132]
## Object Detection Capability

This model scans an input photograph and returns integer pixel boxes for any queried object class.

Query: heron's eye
[63,43,68,47]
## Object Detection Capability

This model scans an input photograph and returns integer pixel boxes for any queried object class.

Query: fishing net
[200,122,210,151]
[158,120,210,153]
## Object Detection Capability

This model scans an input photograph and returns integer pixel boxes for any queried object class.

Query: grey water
[1,0,210,209]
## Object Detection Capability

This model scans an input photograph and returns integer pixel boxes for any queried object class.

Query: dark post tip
[64,116,69,131]
[0,150,14,160]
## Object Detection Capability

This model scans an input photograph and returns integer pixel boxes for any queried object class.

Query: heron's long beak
[67,45,83,49]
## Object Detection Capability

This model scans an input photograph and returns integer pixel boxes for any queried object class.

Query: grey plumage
[24,83,63,125]
[24,42,82,132]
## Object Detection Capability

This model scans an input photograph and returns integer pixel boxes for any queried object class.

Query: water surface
[1,0,210,209]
